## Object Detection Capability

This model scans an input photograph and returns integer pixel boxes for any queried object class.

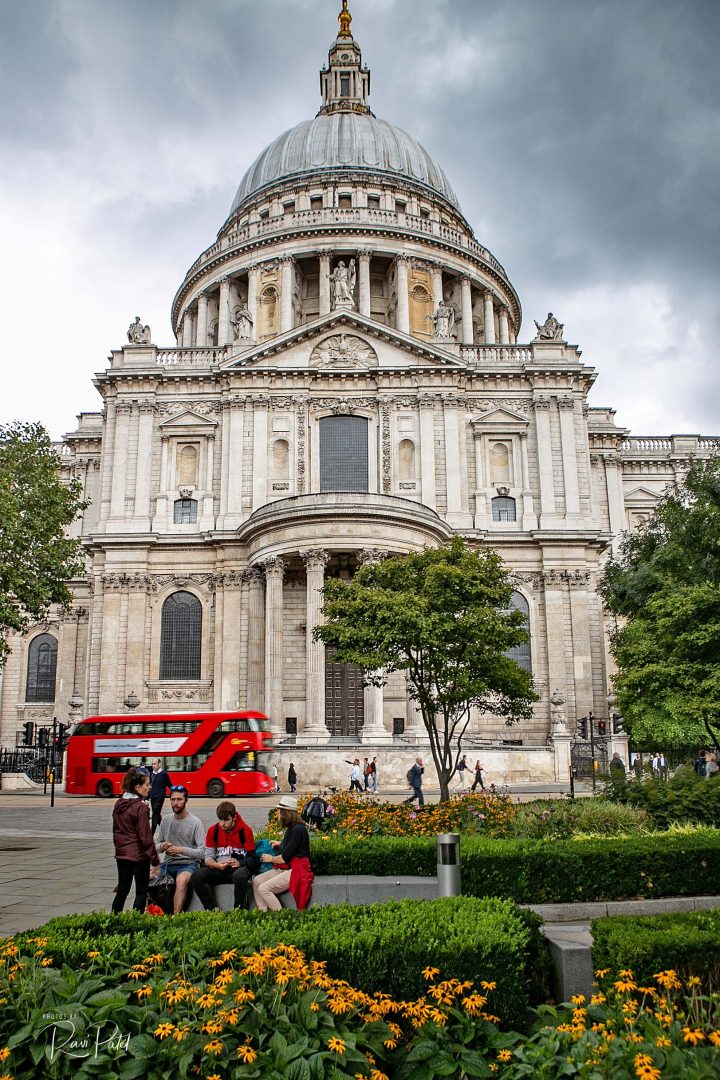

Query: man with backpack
[404,758,424,806]
[190,801,260,910]
[302,794,329,830]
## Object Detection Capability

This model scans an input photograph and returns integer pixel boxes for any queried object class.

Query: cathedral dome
[228,112,461,217]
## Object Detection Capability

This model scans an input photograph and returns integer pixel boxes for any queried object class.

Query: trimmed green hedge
[592,908,720,987]
[14,897,546,1029]
[310,830,720,902]
[606,769,720,828]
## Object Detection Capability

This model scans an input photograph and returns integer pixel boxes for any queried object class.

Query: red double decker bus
[65,710,274,798]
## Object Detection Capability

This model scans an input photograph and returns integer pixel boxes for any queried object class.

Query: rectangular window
[310,196,323,210]
[340,74,351,97]
[283,200,295,214]
[338,193,352,209]
[367,195,381,209]
[395,200,407,214]
[319,415,369,493]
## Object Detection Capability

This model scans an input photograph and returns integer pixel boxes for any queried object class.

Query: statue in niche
[231,305,253,340]
[533,312,564,341]
[127,316,151,345]
[331,259,356,307]
[428,301,455,339]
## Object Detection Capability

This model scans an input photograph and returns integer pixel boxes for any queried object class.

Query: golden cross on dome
[338,0,352,37]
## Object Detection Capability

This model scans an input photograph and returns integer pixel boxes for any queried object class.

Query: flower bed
[1,935,717,1079]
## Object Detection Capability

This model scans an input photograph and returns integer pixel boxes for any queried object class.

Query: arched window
[490,442,510,483]
[272,439,290,479]
[319,415,369,492]
[492,496,516,522]
[399,438,415,480]
[507,591,531,673]
[160,592,202,680]
[25,634,58,702]
[173,498,198,524]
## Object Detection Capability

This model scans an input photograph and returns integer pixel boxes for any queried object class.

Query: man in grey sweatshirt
[151,785,205,913]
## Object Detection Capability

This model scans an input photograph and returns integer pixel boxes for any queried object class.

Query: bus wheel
[97,779,114,798]
[207,778,224,799]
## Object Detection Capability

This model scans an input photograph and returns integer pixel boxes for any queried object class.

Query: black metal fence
[0,747,63,784]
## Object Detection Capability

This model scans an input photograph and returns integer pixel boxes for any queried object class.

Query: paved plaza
[0,784,575,936]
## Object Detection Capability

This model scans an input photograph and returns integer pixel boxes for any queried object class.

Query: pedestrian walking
[609,752,626,780]
[470,759,485,792]
[363,757,370,790]
[404,758,424,806]
[271,762,280,792]
[111,767,159,914]
[455,754,470,794]
[368,756,378,793]
[287,762,297,792]
[348,758,363,793]
[149,757,172,833]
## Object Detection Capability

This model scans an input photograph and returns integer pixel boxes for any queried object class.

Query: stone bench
[187,875,438,912]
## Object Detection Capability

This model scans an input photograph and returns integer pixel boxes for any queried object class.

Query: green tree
[601,456,720,750]
[315,537,536,801]
[0,421,86,666]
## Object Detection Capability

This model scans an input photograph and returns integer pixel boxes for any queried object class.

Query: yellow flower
[234,987,255,1004]
[480,980,497,991]
[204,1039,223,1055]
[654,970,681,991]
[687,975,701,987]
[154,1023,174,1039]
[0,1050,8,1064]
[682,1027,706,1045]
[197,993,220,1008]
[135,985,152,999]
[383,1037,398,1049]
[208,1075,222,1080]
[328,1036,346,1054]
[655,1036,671,1048]
[614,976,637,993]
[422,967,440,980]
[220,948,238,962]
[370,1071,389,1080]
[237,1043,257,1064]
[594,968,610,979]
[489,1066,498,1074]
[590,993,606,1005]
[40,957,53,967]
[498,1049,512,1062]
[203,1020,223,1035]
[172,1026,189,1042]
[87,951,101,959]
[570,994,586,1006]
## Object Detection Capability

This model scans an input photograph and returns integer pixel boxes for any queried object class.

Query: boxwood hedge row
[15,897,546,1029]
[591,908,720,987]
[310,830,720,902]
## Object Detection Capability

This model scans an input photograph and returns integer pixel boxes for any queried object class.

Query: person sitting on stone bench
[191,801,260,910]
[253,795,314,911]
[152,785,205,914]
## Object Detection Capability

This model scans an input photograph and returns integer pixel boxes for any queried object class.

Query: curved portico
[238,493,453,742]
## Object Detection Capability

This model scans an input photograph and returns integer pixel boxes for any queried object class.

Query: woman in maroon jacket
[111,767,159,913]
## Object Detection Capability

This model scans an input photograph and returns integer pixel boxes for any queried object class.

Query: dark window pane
[174,498,198,524]
[319,415,369,492]
[26,634,58,702]
[506,591,531,673]
[492,496,516,522]
[160,591,202,680]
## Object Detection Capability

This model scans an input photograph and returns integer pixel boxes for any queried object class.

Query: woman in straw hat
[253,794,314,910]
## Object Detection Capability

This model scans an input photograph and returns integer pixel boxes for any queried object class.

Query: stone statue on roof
[534,312,564,341]
[127,316,151,345]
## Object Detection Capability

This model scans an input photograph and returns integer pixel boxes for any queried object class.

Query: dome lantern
[319,1,371,117]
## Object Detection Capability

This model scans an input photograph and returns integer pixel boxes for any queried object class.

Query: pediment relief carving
[623,485,662,504]
[309,333,378,370]
[471,406,529,429]
[158,408,218,430]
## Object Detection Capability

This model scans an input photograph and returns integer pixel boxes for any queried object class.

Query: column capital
[301,548,330,571]
[460,275,472,288]
[357,249,372,260]
[395,254,410,267]
[219,276,230,287]
[279,255,294,266]
[319,250,332,262]
[359,547,388,565]
[261,556,285,578]
[484,289,494,302]
[558,395,576,410]
[244,566,265,587]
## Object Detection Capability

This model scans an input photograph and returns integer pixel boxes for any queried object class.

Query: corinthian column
[301,549,330,740]
[245,567,265,709]
[218,278,231,346]
[358,250,371,317]
[498,307,510,345]
[358,548,388,741]
[319,253,331,316]
[196,292,209,346]
[247,264,258,339]
[396,256,410,334]
[460,277,474,345]
[280,257,294,333]
[483,291,496,344]
[263,557,285,734]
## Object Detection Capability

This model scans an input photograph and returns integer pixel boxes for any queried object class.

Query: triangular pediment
[219,310,468,372]
[623,485,661,504]
[158,409,218,431]
[471,407,529,428]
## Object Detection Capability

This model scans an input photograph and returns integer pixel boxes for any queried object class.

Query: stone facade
[1,11,718,786]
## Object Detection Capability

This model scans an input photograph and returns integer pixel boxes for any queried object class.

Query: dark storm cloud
[1,0,718,436]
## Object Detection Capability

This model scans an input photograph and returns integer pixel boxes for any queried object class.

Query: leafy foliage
[0,421,85,665]
[605,768,720,828]
[592,909,720,989]
[316,538,536,800]
[601,456,720,748]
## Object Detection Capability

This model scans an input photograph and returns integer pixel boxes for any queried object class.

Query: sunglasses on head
[170,785,188,794]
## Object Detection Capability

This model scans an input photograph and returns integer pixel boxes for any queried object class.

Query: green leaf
[284,1058,312,1080]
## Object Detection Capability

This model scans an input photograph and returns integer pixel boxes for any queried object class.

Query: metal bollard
[436,833,461,897]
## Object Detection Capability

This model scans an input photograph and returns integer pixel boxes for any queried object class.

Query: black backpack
[302,797,328,828]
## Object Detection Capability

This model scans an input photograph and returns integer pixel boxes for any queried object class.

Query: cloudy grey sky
[1,0,718,439]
